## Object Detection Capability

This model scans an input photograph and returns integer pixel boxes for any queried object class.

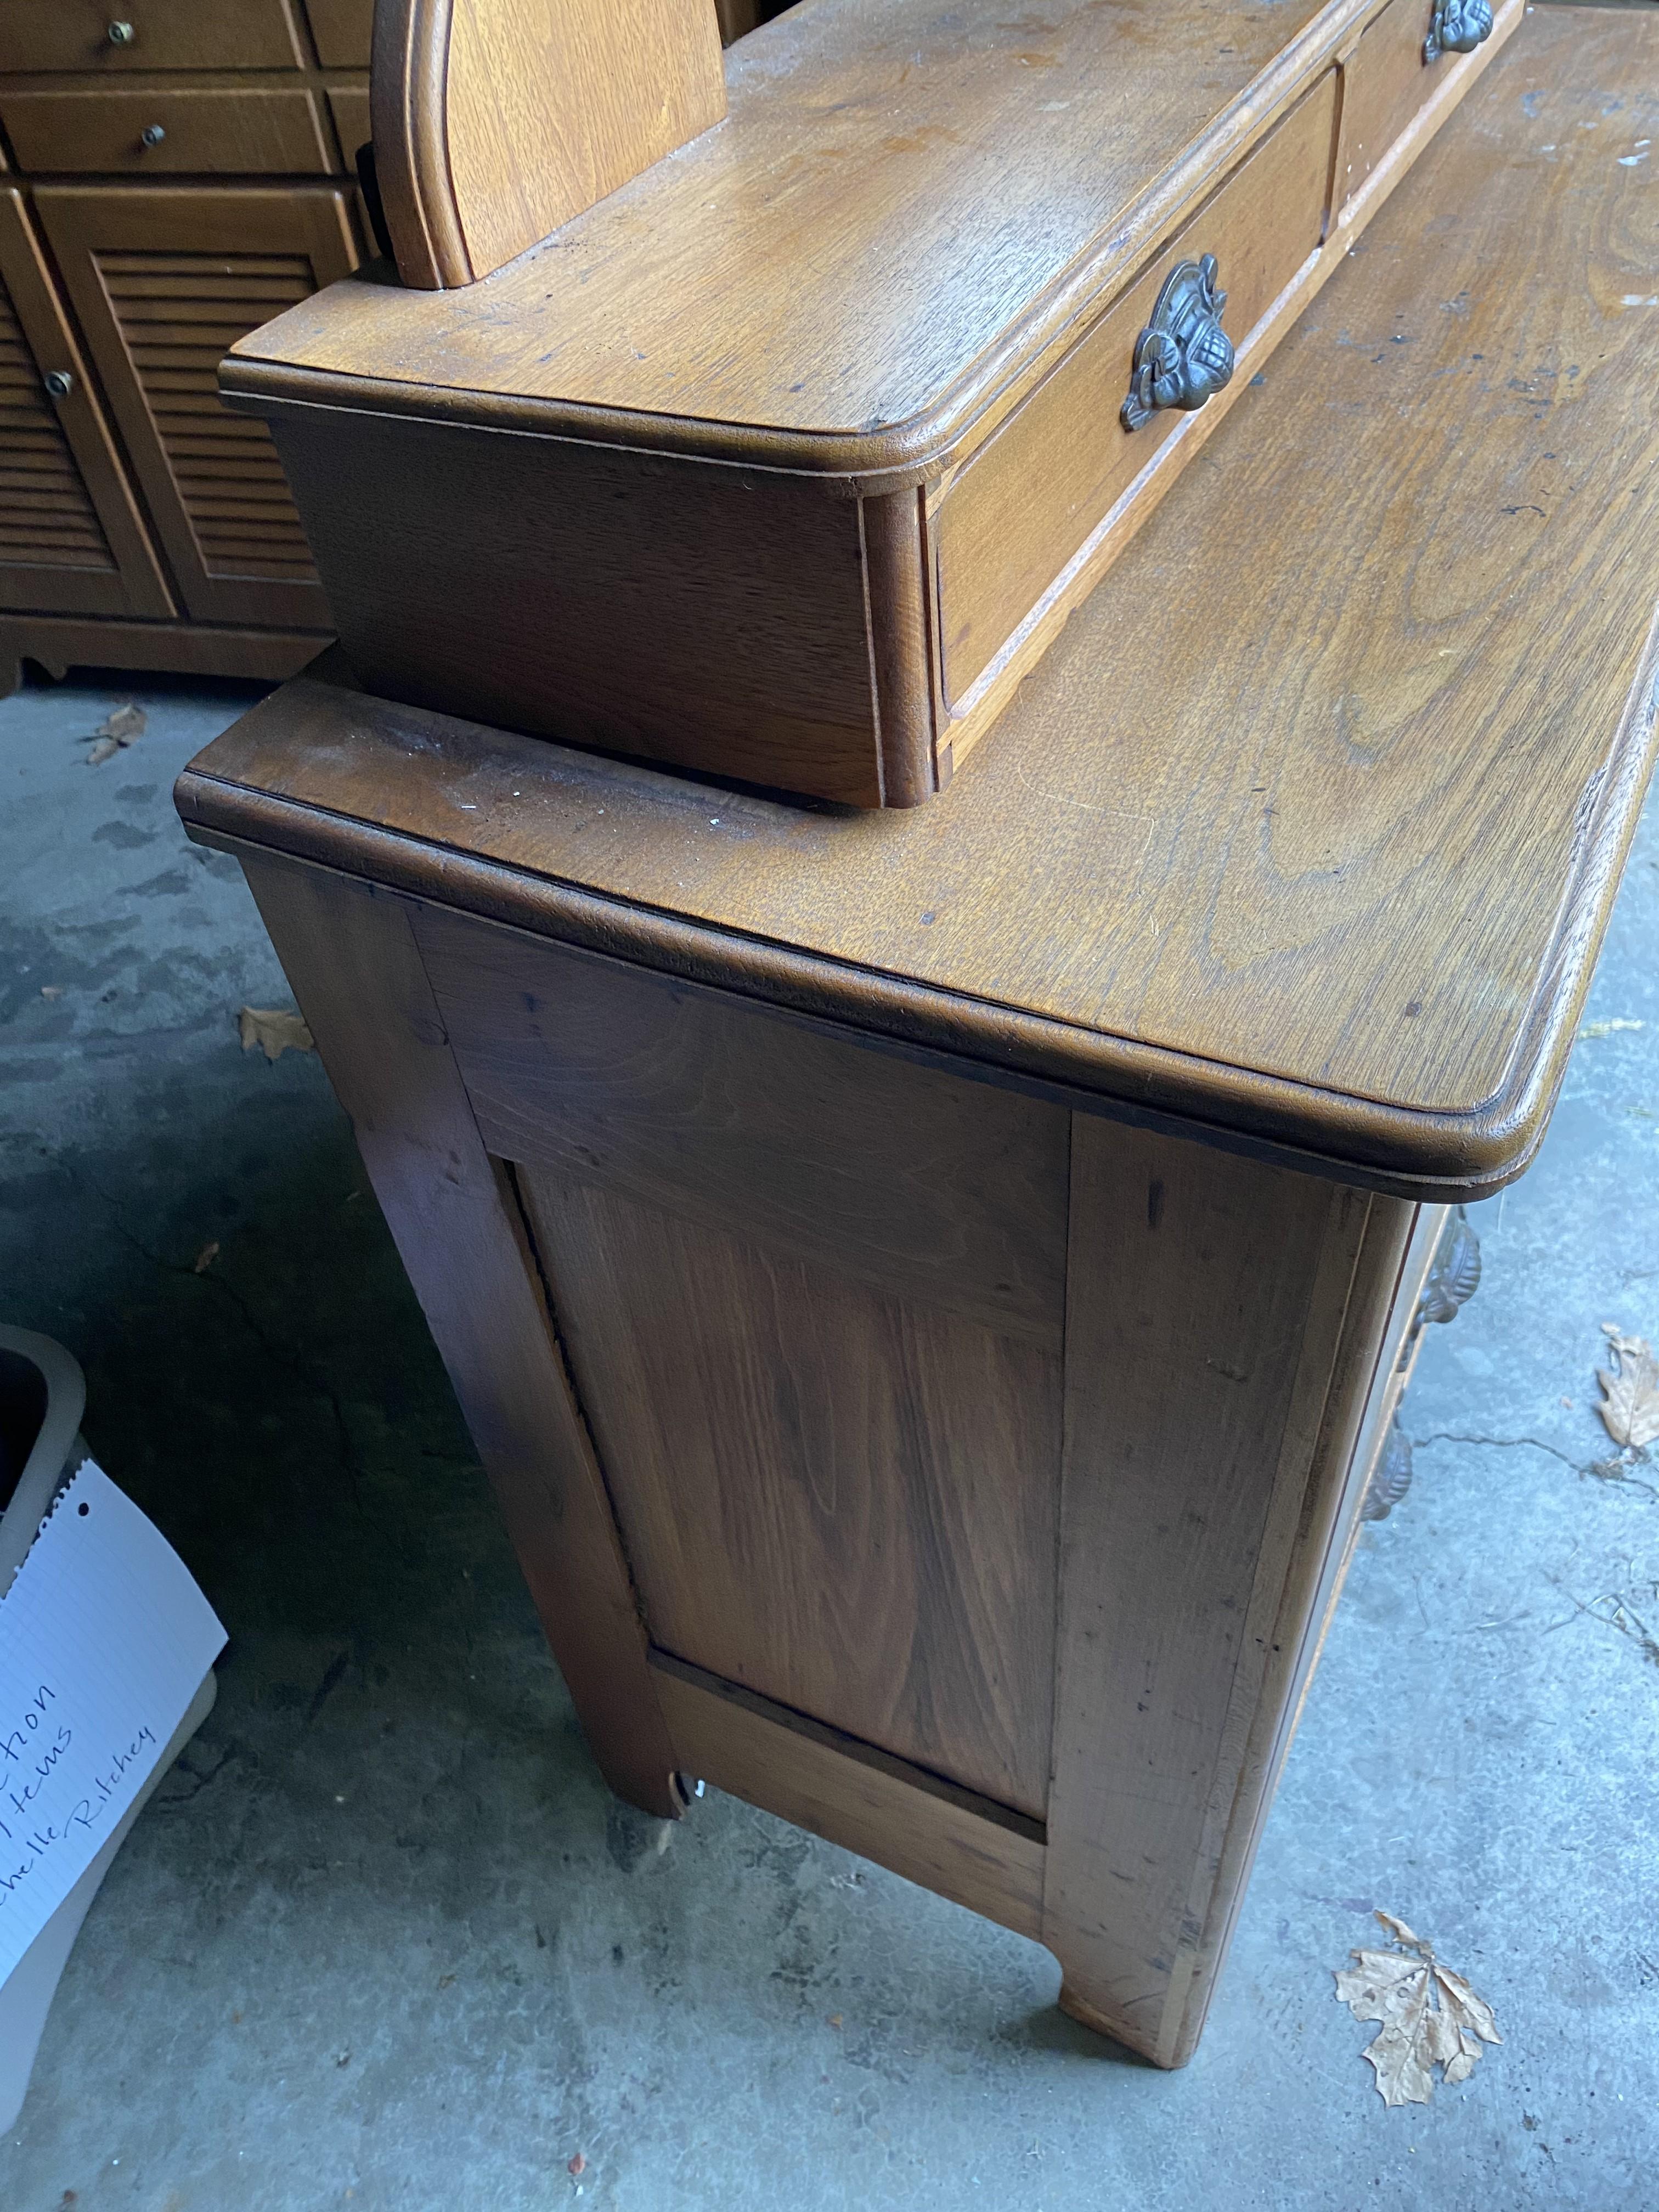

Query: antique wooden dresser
[177,8,1657,2064]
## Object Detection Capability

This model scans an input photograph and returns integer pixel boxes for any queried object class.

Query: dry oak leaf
[1334,1911,1500,2107]
[238,1006,314,1062]
[87,703,146,765]
[1596,1324,1659,1450]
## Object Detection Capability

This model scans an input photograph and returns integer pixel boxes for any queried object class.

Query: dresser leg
[1042,1119,1415,2066]
[237,850,685,1821]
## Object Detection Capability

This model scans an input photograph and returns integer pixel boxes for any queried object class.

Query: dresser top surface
[183,14,1659,1198]
[224,0,1341,467]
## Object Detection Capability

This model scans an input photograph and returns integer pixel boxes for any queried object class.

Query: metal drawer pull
[1363,1416,1414,1521]
[1418,1206,1481,1326]
[43,370,74,399]
[139,123,166,148]
[1424,0,1492,64]
[106,19,136,43]
[1120,254,1235,432]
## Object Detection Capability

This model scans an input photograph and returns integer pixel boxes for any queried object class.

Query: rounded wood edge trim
[224,0,1393,482]
[172,769,1589,1200]
[371,0,473,290]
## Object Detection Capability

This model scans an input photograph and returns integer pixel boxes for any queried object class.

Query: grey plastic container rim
[0,1323,89,1592]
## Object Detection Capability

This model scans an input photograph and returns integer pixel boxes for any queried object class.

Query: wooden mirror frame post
[370,0,728,288]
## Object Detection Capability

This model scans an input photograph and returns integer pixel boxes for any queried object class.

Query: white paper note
[0,1460,226,1983]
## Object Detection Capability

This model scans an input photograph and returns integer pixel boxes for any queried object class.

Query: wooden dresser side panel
[1043,1120,1417,2065]
[414,902,1070,1821]
[266,404,888,805]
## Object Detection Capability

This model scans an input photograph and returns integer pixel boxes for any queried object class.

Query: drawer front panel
[303,0,374,68]
[326,87,371,169]
[935,73,1338,713]
[0,89,333,177]
[1339,0,1441,208]
[0,0,304,74]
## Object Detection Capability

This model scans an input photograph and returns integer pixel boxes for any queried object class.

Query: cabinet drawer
[934,72,1337,714]
[326,87,371,169]
[0,89,332,177]
[0,0,304,73]
[1339,0,1475,208]
[35,183,359,628]
[304,0,374,68]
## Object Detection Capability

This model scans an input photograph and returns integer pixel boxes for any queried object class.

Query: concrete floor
[1,669,1656,2212]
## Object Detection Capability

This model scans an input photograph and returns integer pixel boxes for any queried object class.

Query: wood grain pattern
[935,70,1335,707]
[0,185,173,618]
[236,851,684,1819]
[518,1169,1063,1818]
[370,0,726,290]
[224,0,1514,804]
[0,613,326,696]
[37,184,358,628]
[0,88,334,177]
[264,401,888,804]
[413,904,1070,1349]
[229,0,1350,465]
[1040,1122,1409,2063]
[1339,0,1446,208]
[177,16,1659,1193]
[651,1651,1047,1939]
[0,0,307,73]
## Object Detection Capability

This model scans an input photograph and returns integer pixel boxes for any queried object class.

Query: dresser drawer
[0,0,304,73]
[0,89,334,177]
[934,72,1338,714]
[1339,0,1486,208]
[326,87,371,170]
[303,0,374,68]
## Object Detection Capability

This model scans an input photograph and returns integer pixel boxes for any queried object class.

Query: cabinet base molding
[649,1650,1048,1943]
[0,615,330,696]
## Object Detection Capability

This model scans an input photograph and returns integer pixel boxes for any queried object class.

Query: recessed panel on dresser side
[414,900,1069,1820]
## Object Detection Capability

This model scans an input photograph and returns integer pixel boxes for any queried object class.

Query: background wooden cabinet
[37,185,357,629]
[0,0,373,692]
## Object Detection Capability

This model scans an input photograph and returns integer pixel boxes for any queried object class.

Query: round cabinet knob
[106,19,136,43]
[1120,255,1234,433]
[43,370,74,399]
[139,122,167,148]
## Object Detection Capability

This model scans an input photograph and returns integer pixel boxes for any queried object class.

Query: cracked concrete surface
[1,672,1656,2209]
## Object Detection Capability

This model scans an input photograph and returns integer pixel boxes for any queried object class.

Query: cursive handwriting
[0,1722,157,1894]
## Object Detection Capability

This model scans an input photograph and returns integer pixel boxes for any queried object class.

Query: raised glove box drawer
[223,0,1520,807]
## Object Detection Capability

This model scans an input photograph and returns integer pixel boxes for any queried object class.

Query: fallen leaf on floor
[1334,1911,1500,2106]
[86,703,145,765]
[1578,1017,1644,1040]
[238,1006,314,1061]
[40,985,61,1000]
[567,2154,586,2177]
[95,702,146,745]
[1596,1325,1659,1449]
[193,1241,219,1274]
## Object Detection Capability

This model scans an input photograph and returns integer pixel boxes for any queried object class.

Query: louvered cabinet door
[33,187,359,628]
[0,189,172,618]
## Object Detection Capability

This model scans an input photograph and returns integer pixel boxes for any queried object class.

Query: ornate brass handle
[1120,255,1235,433]
[1424,0,1492,64]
